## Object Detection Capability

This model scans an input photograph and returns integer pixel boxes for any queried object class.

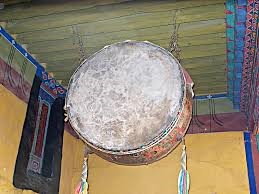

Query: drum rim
[65,40,188,154]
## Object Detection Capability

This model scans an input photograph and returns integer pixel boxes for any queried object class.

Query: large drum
[65,41,193,165]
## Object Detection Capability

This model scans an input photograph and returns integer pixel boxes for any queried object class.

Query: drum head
[66,41,185,152]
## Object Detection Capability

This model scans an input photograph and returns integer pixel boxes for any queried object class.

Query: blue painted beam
[244,132,257,194]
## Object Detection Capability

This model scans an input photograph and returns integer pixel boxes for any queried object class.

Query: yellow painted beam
[25,32,225,54]
[26,37,76,53]
[45,56,225,74]
[181,54,226,69]
[16,18,225,45]
[194,85,226,95]
[36,49,79,62]
[3,0,31,6]
[77,4,224,37]
[34,42,225,64]
[16,27,74,43]
[193,79,227,87]
[2,0,226,95]
[181,43,225,59]
[1,0,225,22]
[6,3,224,34]
[186,64,226,76]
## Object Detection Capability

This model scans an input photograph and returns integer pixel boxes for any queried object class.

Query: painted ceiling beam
[3,2,224,34]
[0,26,66,95]
[0,0,225,21]
[1,0,227,96]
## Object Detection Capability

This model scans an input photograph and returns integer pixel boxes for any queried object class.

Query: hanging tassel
[178,139,190,194]
[75,157,88,194]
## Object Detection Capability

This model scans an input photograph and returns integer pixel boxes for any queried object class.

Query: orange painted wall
[0,84,37,194]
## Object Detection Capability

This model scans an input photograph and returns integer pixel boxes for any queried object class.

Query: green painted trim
[0,36,36,84]
[195,98,238,115]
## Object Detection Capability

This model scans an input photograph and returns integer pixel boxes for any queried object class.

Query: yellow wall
[59,130,85,194]
[0,83,85,194]
[88,132,249,194]
[0,84,37,194]
[0,83,250,194]
[0,83,86,194]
